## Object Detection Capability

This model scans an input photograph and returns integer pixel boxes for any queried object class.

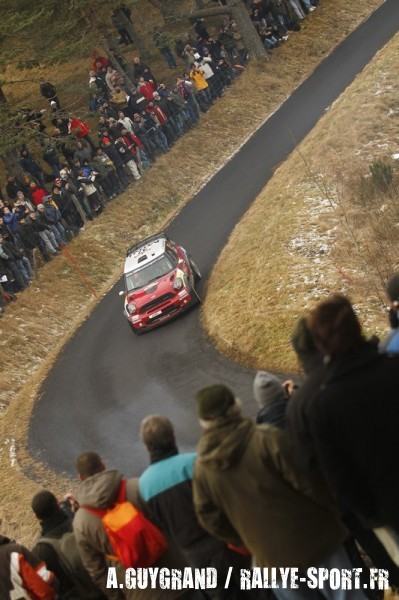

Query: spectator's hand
[62,493,79,513]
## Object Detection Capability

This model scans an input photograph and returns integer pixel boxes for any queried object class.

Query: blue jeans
[160,47,177,68]
[17,257,33,285]
[273,545,369,600]
[154,129,169,152]
[186,97,200,122]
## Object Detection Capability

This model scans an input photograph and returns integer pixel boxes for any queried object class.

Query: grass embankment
[0,0,384,545]
[203,29,399,374]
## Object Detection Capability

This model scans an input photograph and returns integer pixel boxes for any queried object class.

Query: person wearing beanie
[192,385,369,600]
[138,415,253,600]
[31,490,76,595]
[253,371,288,428]
[380,272,399,354]
[31,490,105,599]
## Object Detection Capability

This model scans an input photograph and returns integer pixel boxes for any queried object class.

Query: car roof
[124,236,167,274]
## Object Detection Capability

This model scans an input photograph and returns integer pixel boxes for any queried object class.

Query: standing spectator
[0,234,32,289]
[192,384,369,600]
[176,76,200,122]
[89,70,108,112]
[77,169,103,214]
[73,452,189,599]
[112,7,134,45]
[194,18,210,40]
[131,113,161,158]
[52,182,84,232]
[115,135,141,180]
[120,128,150,173]
[217,26,237,64]
[380,272,399,354]
[59,167,92,222]
[31,490,105,599]
[253,371,289,427]
[139,415,253,600]
[69,116,97,151]
[153,28,177,69]
[19,214,46,262]
[38,199,67,245]
[132,56,156,83]
[294,295,399,536]
[194,52,223,99]
[146,102,175,146]
[39,79,61,109]
[5,175,29,202]
[117,111,134,133]
[30,182,49,207]
[19,148,46,186]
[110,87,129,112]
[137,77,155,101]
[73,139,93,165]
[42,141,62,177]
[92,148,123,198]
[29,210,60,256]
[0,533,56,600]
[189,65,211,112]
[100,135,130,187]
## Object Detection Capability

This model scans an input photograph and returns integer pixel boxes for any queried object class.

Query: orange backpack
[84,480,167,568]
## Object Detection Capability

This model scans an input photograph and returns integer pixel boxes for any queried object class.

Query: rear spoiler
[126,232,169,257]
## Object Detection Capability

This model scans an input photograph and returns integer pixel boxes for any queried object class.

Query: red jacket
[138,80,155,101]
[146,105,167,126]
[122,132,143,156]
[69,117,90,138]
[31,186,48,207]
[0,536,56,600]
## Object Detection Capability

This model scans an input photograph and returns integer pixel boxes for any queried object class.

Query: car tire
[130,322,143,336]
[189,258,202,281]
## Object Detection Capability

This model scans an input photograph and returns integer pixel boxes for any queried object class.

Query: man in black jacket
[0,234,32,289]
[40,79,61,109]
[31,490,105,599]
[288,295,399,535]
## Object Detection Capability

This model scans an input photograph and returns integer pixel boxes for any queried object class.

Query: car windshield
[125,254,174,291]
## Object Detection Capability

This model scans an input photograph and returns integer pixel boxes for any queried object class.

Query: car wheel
[130,322,143,336]
[189,258,202,281]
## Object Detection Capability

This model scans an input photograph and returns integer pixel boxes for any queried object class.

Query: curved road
[30,0,399,477]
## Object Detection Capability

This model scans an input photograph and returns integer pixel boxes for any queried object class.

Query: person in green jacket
[193,385,369,600]
[153,28,177,68]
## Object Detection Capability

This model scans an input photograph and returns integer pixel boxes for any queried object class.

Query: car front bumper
[128,289,195,332]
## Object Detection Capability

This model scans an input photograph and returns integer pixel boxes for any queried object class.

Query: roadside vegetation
[0,0,384,544]
[203,29,399,373]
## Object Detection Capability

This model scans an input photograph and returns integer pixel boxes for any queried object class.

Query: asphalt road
[29,0,399,477]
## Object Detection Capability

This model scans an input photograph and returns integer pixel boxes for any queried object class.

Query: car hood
[127,270,177,307]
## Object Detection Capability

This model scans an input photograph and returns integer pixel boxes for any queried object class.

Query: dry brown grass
[0,0,384,546]
[203,29,399,374]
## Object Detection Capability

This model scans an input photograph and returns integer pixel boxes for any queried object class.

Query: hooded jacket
[0,534,56,599]
[193,415,347,569]
[73,469,186,600]
[299,341,399,531]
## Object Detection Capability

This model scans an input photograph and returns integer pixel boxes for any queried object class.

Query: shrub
[369,160,393,192]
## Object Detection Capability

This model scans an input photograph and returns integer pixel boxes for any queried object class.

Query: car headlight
[173,277,184,290]
[127,302,137,315]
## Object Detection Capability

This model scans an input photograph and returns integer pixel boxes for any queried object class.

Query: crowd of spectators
[2,278,399,599]
[0,0,320,315]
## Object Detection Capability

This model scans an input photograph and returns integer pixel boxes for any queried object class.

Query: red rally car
[121,233,202,334]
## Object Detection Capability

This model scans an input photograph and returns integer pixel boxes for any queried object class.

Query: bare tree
[190,0,266,59]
